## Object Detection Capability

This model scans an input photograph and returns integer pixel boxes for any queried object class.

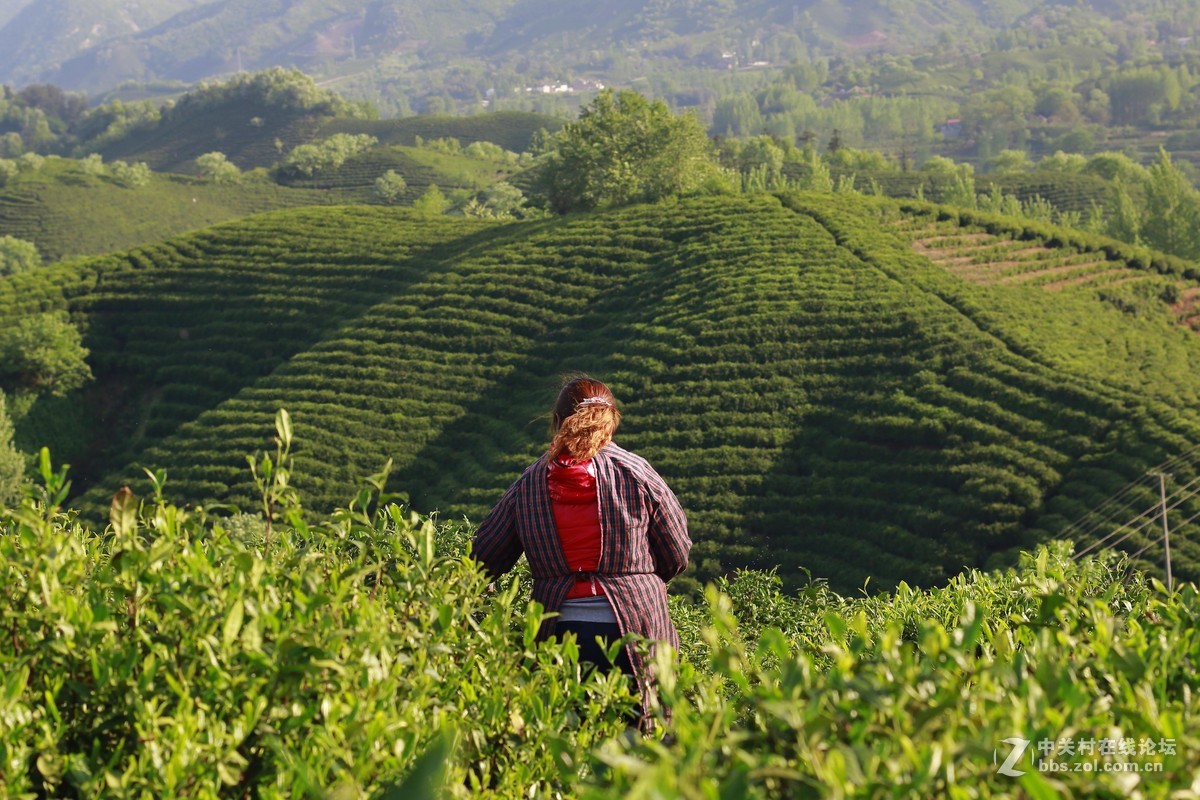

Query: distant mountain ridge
[0,0,1054,95]
[0,0,205,88]
[0,0,32,28]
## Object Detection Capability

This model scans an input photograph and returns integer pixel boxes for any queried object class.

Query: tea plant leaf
[109,486,136,538]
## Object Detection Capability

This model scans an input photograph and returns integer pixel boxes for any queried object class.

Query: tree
[989,149,1032,174]
[284,134,377,177]
[462,182,527,218]
[827,128,843,153]
[0,392,23,507]
[412,184,449,215]
[79,153,105,176]
[0,313,92,397]
[0,159,17,186]
[538,89,722,214]
[920,155,960,174]
[195,151,241,184]
[374,170,408,204]
[739,136,785,181]
[1140,149,1200,259]
[797,148,833,192]
[712,95,762,137]
[110,160,152,188]
[17,152,45,172]
[0,236,40,276]
[1105,178,1142,245]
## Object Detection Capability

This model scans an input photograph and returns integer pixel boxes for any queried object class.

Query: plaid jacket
[472,442,691,715]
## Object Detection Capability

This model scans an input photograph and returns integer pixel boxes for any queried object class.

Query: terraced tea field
[0,159,335,262]
[2,193,1199,592]
[897,210,1200,330]
[318,111,563,154]
[276,145,514,203]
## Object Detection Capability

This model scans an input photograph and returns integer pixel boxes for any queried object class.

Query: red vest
[547,456,606,599]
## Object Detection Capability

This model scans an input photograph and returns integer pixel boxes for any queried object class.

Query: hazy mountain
[0,0,33,29]
[0,0,204,87]
[0,0,1174,98]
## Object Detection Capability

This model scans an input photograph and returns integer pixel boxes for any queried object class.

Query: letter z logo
[995,737,1031,777]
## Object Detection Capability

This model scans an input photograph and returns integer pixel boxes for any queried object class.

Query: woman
[471,376,691,730]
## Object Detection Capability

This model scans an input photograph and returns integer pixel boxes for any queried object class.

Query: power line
[1061,444,1200,543]
[1074,477,1200,559]
[1060,473,1154,539]
[1072,495,1163,558]
[1127,505,1200,562]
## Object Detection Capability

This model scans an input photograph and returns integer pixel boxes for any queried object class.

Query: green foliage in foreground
[0,438,1197,798]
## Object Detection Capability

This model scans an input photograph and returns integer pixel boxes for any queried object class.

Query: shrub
[284,133,378,176]
[412,183,449,215]
[109,160,152,188]
[79,153,105,176]
[16,152,45,172]
[374,169,407,204]
[0,312,92,396]
[195,151,242,184]
[0,236,40,276]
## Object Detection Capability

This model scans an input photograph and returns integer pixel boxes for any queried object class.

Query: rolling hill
[0,157,334,263]
[0,106,555,263]
[2,192,1199,593]
[100,107,559,173]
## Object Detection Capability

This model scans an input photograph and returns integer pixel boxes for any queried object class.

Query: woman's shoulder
[595,442,659,478]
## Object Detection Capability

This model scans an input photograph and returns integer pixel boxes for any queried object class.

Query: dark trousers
[552,620,642,725]
[553,620,634,675]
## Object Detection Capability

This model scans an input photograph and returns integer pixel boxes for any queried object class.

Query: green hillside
[275,144,523,203]
[96,102,332,174]
[94,95,556,176]
[318,112,563,154]
[0,158,334,263]
[2,192,1200,592]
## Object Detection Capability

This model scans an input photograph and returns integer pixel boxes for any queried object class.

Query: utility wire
[1077,478,1200,559]
[1061,444,1200,543]
[1065,443,1195,532]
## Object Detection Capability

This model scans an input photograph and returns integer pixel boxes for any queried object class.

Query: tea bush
[1,422,1197,798]
[0,432,639,799]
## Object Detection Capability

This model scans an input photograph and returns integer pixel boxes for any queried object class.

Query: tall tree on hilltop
[1141,148,1200,260]
[538,89,724,214]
